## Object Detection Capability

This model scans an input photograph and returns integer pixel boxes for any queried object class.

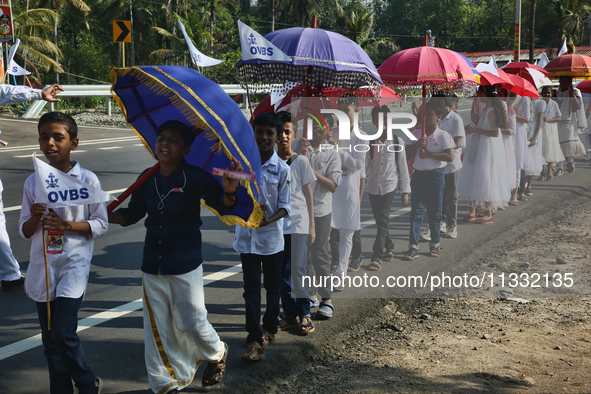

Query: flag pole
[242,66,254,119]
[42,228,51,331]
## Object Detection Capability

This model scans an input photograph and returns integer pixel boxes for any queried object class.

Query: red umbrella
[575,80,591,94]
[502,62,550,78]
[503,74,539,98]
[379,45,478,137]
[479,71,511,87]
[494,67,514,86]
[378,46,478,92]
[544,54,591,79]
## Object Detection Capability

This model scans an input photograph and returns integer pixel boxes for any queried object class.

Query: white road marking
[0,264,243,361]
[133,144,146,147]
[3,188,127,212]
[98,147,122,150]
[0,136,138,153]
[13,150,88,158]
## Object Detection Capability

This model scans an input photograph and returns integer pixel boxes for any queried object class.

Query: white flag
[558,38,567,57]
[177,19,224,67]
[7,38,20,66]
[538,52,550,68]
[489,55,498,69]
[238,20,292,62]
[8,60,31,76]
[476,62,499,77]
[33,155,115,208]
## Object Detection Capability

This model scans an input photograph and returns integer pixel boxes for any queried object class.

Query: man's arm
[0,84,63,106]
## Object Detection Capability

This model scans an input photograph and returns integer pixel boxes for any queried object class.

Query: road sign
[113,20,131,43]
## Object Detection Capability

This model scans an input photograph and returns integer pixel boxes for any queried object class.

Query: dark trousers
[281,234,311,319]
[409,168,445,249]
[36,296,97,394]
[306,213,332,299]
[441,171,459,228]
[369,190,395,259]
[241,251,283,345]
[330,229,362,265]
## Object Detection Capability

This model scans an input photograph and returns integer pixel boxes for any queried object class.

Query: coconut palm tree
[12,8,63,79]
[332,0,374,44]
[151,11,219,65]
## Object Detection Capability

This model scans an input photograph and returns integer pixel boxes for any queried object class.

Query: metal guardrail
[22,83,281,119]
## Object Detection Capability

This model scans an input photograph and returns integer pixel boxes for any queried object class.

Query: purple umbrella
[236,27,382,93]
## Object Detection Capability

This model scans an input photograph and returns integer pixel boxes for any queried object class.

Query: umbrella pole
[42,228,51,331]
[422,83,426,139]
[107,162,161,213]
[242,67,254,119]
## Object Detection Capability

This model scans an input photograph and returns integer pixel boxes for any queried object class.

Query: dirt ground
[271,199,591,393]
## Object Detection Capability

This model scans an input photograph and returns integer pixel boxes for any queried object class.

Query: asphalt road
[1,112,590,394]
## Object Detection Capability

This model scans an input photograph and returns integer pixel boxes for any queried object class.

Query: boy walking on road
[234,112,291,361]
[19,112,107,394]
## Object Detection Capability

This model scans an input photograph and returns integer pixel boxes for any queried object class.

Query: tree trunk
[272,0,275,31]
[210,0,215,35]
[529,0,536,63]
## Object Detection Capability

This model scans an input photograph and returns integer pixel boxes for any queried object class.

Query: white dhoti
[143,265,224,394]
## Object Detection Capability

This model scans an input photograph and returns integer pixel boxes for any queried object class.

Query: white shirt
[406,127,455,171]
[331,128,366,230]
[437,110,465,174]
[529,99,547,139]
[283,154,316,235]
[234,151,291,255]
[306,144,342,217]
[19,161,108,302]
[366,136,411,196]
[0,84,42,106]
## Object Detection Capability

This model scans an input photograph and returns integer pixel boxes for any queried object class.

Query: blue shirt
[118,161,234,275]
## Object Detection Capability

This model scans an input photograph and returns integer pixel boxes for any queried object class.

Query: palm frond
[17,45,63,72]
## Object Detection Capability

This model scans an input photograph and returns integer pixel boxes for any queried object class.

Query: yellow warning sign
[113,20,131,43]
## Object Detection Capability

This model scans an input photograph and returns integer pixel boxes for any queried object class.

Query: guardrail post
[106,98,112,116]
[243,94,249,111]
[49,103,55,112]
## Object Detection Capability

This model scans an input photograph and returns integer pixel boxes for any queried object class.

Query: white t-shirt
[437,110,465,174]
[283,154,316,235]
[19,162,109,302]
[406,127,455,171]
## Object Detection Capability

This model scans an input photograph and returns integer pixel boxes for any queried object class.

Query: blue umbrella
[110,65,263,228]
[236,27,382,93]
[456,52,480,83]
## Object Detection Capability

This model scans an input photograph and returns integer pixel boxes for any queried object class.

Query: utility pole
[514,0,521,61]
[130,0,135,66]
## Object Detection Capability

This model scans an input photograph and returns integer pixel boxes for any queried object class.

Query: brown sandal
[202,342,227,387]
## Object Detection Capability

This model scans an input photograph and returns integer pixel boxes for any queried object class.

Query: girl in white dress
[459,86,511,224]
[525,97,546,195]
[500,88,518,205]
[556,76,587,173]
[540,86,564,180]
[508,93,531,200]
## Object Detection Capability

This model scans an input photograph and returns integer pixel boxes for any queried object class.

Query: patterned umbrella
[378,46,479,94]
[110,65,263,228]
[235,27,382,94]
[544,54,591,79]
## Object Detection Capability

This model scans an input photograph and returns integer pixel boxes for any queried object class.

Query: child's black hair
[277,111,298,133]
[253,112,283,136]
[541,85,553,94]
[371,104,390,118]
[38,112,78,139]
[157,120,196,146]
[325,114,335,128]
[425,100,443,116]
